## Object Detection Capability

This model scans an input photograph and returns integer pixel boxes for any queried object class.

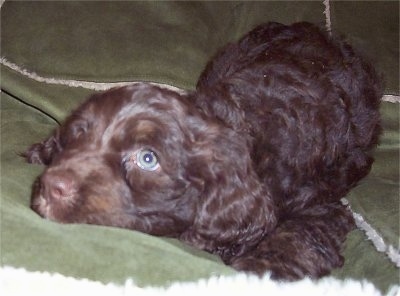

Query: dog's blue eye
[136,149,159,171]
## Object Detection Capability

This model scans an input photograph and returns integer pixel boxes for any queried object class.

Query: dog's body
[25,22,382,280]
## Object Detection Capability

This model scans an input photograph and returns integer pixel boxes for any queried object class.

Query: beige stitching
[342,198,400,268]
[0,57,186,94]
[353,211,400,268]
[382,95,400,103]
[323,0,332,35]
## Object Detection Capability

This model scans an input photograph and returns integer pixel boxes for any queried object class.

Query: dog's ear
[181,125,277,260]
[23,98,92,166]
[23,129,62,165]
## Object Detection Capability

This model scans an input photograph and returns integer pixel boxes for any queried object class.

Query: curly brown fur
[25,22,381,280]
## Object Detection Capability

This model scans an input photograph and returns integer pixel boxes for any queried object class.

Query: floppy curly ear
[23,129,62,165]
[181,127,277,260]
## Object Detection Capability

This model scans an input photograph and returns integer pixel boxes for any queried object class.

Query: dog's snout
[41,170,76,200]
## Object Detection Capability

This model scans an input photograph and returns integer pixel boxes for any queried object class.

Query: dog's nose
[41,170,76,200]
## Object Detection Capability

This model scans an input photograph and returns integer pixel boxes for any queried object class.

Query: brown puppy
[25,22,381,280]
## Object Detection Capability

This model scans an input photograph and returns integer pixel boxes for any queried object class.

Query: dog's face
[27,83,275,253]
[30,85,203,235]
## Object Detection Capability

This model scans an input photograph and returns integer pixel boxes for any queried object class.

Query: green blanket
[1,1,399,293]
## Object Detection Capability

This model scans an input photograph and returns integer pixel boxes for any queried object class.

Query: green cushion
[1,1,398,293]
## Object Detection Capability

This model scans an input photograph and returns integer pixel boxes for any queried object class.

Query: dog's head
[26,83,276,256]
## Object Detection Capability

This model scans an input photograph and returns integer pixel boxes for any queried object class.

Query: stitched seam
[382,95,400,103]
[353,211,400,268]
[0,57,186,94]
[342,198,400,268]
[323,0,332,34]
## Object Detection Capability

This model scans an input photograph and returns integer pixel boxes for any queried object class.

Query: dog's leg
[229,202,354,280]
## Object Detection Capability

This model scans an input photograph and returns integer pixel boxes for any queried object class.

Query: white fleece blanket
[1,266,399,296]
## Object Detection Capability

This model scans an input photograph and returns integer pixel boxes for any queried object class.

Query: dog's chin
[30,194,52,220]
[30,193,77,224]
[30,178,53,220]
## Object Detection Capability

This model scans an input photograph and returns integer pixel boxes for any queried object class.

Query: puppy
[25,22,382,280]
